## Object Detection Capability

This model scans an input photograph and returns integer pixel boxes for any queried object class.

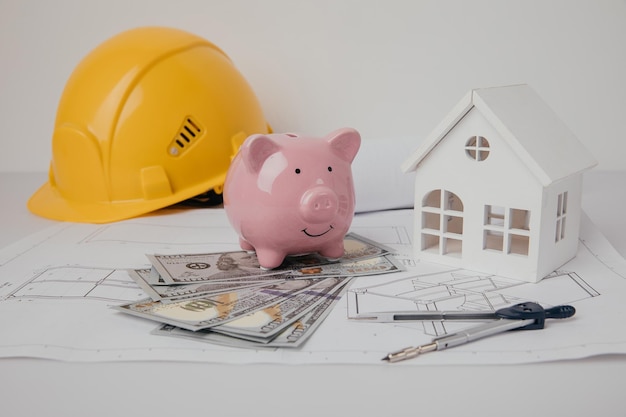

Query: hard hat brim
[27,178,221,224]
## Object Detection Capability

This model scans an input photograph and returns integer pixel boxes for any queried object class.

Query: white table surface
[1,171,625,417]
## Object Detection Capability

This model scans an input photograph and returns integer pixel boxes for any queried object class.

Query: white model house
[401,84,597,282]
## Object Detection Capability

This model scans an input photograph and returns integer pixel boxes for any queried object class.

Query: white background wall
[1,0,625,174]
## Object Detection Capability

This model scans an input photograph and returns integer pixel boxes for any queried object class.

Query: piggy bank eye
[295,168,301,174]
[327,166,333,172]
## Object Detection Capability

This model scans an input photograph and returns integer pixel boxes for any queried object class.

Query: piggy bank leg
[318,239,345,260]
[255,248,287,270]
[239,237,255,253]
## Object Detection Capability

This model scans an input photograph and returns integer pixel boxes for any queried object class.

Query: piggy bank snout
[299,186,339,223]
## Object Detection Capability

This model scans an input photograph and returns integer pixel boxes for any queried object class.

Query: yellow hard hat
[28,26,271,223]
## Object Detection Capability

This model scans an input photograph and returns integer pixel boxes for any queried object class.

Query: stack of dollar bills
[115,233,403,349]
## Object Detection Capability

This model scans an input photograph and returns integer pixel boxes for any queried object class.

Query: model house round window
[465,136,490,161]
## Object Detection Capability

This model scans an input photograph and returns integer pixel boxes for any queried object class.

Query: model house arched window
[421,190,464,257]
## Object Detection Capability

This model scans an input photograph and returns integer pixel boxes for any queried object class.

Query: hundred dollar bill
[128,269,287,303]
[152,278,350,348]
[144,267,166,286]
[290,255,404,278]
[263,279,350,347]
[114,277,328,331]
[152,323,272,350]
[341,232,396,260]
[147,251,287,285]
[211,277,349,339]
[276,232,396,268]
[147,233,393,285]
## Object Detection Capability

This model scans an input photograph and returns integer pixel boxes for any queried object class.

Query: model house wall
[401,84,597,282]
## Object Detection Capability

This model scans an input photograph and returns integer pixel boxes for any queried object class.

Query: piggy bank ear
[241,134,281,173]
[327,128,361,163]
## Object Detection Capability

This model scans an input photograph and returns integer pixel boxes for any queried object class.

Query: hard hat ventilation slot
[168,116,203,156]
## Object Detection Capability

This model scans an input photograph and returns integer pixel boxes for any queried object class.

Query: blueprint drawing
[0,208,625,365]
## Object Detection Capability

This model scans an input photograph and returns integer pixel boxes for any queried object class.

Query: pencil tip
[381,356,389,361]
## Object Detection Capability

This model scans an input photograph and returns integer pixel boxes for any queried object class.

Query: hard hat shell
[28,26,271,223]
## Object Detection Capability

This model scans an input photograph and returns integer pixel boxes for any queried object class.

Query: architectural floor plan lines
[545,270,600,298]
[347,264,602,337]
[0,223,69,267]
[1,208,626,365]
[6,266,143,303]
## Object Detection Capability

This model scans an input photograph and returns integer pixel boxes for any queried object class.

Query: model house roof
[401,84,597,186]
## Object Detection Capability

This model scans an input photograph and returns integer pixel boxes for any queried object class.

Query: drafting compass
[376,302,576,363]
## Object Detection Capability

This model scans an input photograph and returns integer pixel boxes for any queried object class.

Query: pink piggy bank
[224,128,361,269]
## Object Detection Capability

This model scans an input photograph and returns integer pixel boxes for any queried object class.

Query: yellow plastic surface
[28,26,270,223]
